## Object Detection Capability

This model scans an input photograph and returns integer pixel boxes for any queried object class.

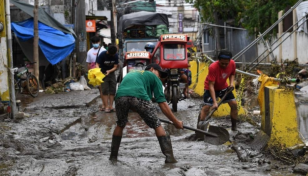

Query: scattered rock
[293,163,308,174]
[242,165,249,169]
[15,112,25,120]
[40,137,49,143]
[232,145,249,162]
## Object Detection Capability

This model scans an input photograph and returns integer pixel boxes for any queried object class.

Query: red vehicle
[151,34,190,111]
[119,51,151,82]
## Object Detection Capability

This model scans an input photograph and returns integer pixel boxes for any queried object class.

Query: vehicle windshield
[126,41,157,52]
[163,44,185,60]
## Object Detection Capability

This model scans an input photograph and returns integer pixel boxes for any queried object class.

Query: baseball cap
[145,63,168,78]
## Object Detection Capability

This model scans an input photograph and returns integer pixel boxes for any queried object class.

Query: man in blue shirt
[96,45,119,113]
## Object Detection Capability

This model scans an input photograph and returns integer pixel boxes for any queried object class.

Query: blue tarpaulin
[11,18,75,65]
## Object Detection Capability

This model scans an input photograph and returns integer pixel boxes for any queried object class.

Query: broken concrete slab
[293,163,308,174]
[25,89,100,110]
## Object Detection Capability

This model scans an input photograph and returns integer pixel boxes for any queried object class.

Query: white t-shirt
[86,47,106,69]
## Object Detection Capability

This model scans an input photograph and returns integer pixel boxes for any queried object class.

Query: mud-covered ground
[0,89,303,176]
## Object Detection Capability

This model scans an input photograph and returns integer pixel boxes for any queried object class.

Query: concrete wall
[257,32,308,64]
[261,86,304,147]
[202,26,257,61]
[231,30,257,63]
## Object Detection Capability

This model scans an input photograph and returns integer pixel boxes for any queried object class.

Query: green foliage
[186,0,245,25]
[241,0,297,37]
[186,0,298,37]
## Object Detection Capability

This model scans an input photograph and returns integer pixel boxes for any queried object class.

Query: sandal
[99,107,105,111]
[110,108,116,112]
[105,108,111,113]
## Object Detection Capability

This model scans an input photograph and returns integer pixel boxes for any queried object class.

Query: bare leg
[155,126,166,137]
[113,125,125,136]
[228,100,238,131]
[228,100,238,120]
[102,95,108,110]
[183,84,189,98]
[108,95,115,110]
[199,105,211,121]
[98,86,105,109]
[180,74,188,97]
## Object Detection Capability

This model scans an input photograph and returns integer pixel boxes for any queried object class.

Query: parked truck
[117,11,169,82]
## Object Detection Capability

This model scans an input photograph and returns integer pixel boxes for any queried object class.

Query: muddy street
[0,90,301,175]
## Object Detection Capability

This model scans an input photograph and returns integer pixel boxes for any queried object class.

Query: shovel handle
[159,118,218,137]
[204,87,234,121]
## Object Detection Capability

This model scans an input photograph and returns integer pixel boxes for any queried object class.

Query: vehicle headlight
[170,69,178,75]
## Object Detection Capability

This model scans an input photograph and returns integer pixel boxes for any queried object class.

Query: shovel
[159,118,218,137]
[197,87,234,145]
[204,87,234,122]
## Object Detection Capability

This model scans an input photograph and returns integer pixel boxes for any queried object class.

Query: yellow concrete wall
[0,1,10,101]
[264,86,303,147]
[258,74,279,118]
[189,61,245,117]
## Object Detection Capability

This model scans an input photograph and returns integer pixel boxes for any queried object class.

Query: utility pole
[3,0,17,118]
[110,0,116,44]
[33,0,39,85]
[74,0,87,75]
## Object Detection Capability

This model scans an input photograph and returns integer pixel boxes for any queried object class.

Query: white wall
[156,6,198,34]
[99,29,111,44]
[257,32,308,64]
[19,0,51,6]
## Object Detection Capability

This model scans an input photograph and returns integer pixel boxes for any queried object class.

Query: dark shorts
[101,72,117,95]
[203,88,235,106]
[115,96,161,128]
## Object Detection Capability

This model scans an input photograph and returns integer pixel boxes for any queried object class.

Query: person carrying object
[96,45,119,113]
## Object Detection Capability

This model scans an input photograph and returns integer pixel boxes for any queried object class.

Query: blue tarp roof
[11,18,75,65]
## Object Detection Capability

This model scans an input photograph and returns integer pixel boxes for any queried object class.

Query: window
[126,41,157,52]
[152,47,161,64]
[163,44,185,60]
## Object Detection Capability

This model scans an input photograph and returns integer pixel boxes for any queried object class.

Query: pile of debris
[45,76,91,94]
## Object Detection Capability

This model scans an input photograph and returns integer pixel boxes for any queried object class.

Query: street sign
[86,20,96,32]
[178,13,183,32]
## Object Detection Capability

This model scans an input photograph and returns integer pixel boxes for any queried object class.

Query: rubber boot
[196,120,209,140]
[231,118,237,131]
[109,135,122,161]
[157,135,177,163]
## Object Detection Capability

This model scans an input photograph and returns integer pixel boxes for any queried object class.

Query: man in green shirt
[109,63,183,163]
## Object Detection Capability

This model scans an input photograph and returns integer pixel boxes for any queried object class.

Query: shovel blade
[195,122,230,145]
[204,126,230,145]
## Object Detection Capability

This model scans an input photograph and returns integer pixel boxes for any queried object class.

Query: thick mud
[0,91,302,175]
